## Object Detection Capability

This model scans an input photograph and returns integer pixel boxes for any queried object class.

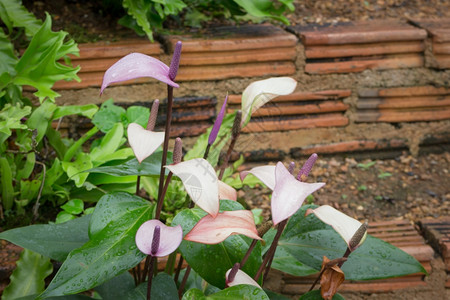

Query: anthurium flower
[241,77,297,125]
[166,158,219,217]
[184,210,262,244]
[127,123,165,163]
[226,263,261,289]
[306,205,368,251]
[135,219,182,257]
[218,180,237,201]
[100,53,179,93]
[271,162,325,225]
[208,95,228,145]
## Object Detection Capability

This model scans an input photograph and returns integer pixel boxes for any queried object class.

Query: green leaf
[92,99,126,133]
[46,127,67,160]
[62,152,93,187]
[89,191,153,238]
[122,0,154,41]
[0,104,31,142]
[183,285,270,300]
[177,268,220,296]
[86,151,171,177]
[53,104,99,120]
[0,156,14,210]
[38,198,152,298]
[95,271,135,300]
[269,205,427,280]
[124,273,179,299]
[55,211,76,224]
[19,179,41,202]
[264,289,291,300]
[63,127,99,162]
[0,0,42,36]
[0,215,91,262]
[233,0,291,25]
[2,249,53,300]
[13,13,80,102]
[61,199,84,215]
[0,28,17,84]
[90,122,125,165]
[126,105,150,129]
[26,100,57,143]
[172,200,262,289]
[299,290,345,300]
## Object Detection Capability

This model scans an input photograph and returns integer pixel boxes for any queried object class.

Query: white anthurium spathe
[307,205,368,251]
[240,165,276,189]
[241,77,297,125]
[225,268,262,289]
[166,158,219,217]
[127,123,165,163]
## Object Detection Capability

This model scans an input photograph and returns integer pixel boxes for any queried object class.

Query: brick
[175,61,296,81]
[289,20,427,46]
[419,218,450,265]
[179,47,296,66]
[435,55,450,69]
[356,107,450,122]
[293,139,408,156]
[228,101,348,117]
[68,39,161,60]
[305,41,425,59]
[359,86,450,98]
[356,95,450,109]
[433,42,450,55]
[165,24,297,52]
[242,113,348,133]
[228,90,351,105]
[305,54,424,74]
[409,18,450,43]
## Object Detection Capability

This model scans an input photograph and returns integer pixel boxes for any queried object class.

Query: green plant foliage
[38,193,153,299]
[2,249,53,300]
[95,271,135,300]
[299,290,345,300]
[182,285,270,300]
[0,215,91,261]
[265,205,427,280]
[12,14,80,102]
[124,273,179,299]
[172,200,262,289]
[0,0,42,36]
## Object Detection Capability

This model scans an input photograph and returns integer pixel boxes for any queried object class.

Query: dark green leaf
[124,273,179,300]
[264,289,291,300]
[0,156,14,210]
[299,290,345,300]
[172,200,262,289]
[209,285,269,299]
[0,215,91,262]
[86,151,171,177]
[89,192,153,238]
[38,199,152,298]
[2,249,53,300]
[0,0,42,36]
[95,271,135,300]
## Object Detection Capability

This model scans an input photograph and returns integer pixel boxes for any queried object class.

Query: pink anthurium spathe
[165,158,219,217]
[135,219,182,257]
[241,77,297,125]
[184,210,262,244]
[272,162,325,225]
[306,205,368,251]
[218,180,237,201]
[226,264,261,289]
[100,53,179,93]
[127,123,164,163]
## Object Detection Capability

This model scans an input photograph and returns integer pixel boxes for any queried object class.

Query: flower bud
[147,99,160,131]
[169,41,182,81]
[173,137,183,164]
[232,111,242,138]
[297,153,318,182]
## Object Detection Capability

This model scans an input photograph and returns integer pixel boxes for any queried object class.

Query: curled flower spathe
[184,210,262,244]
[226,264,261,289]
[241,77,297,125]
[135,219,182,257]
[100,53,179,94]
[306,205,368,251]
[127,123,164,163]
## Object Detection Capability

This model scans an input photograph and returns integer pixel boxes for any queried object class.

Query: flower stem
[174,255,184,283]
[240,239,258,267]
[155,172,173,219]
[155,85,174,219]
[178,265,191,298]
[254,219,287,282]
[218,111,241,180]
[147,256,156,300]
[203,144,211,160]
